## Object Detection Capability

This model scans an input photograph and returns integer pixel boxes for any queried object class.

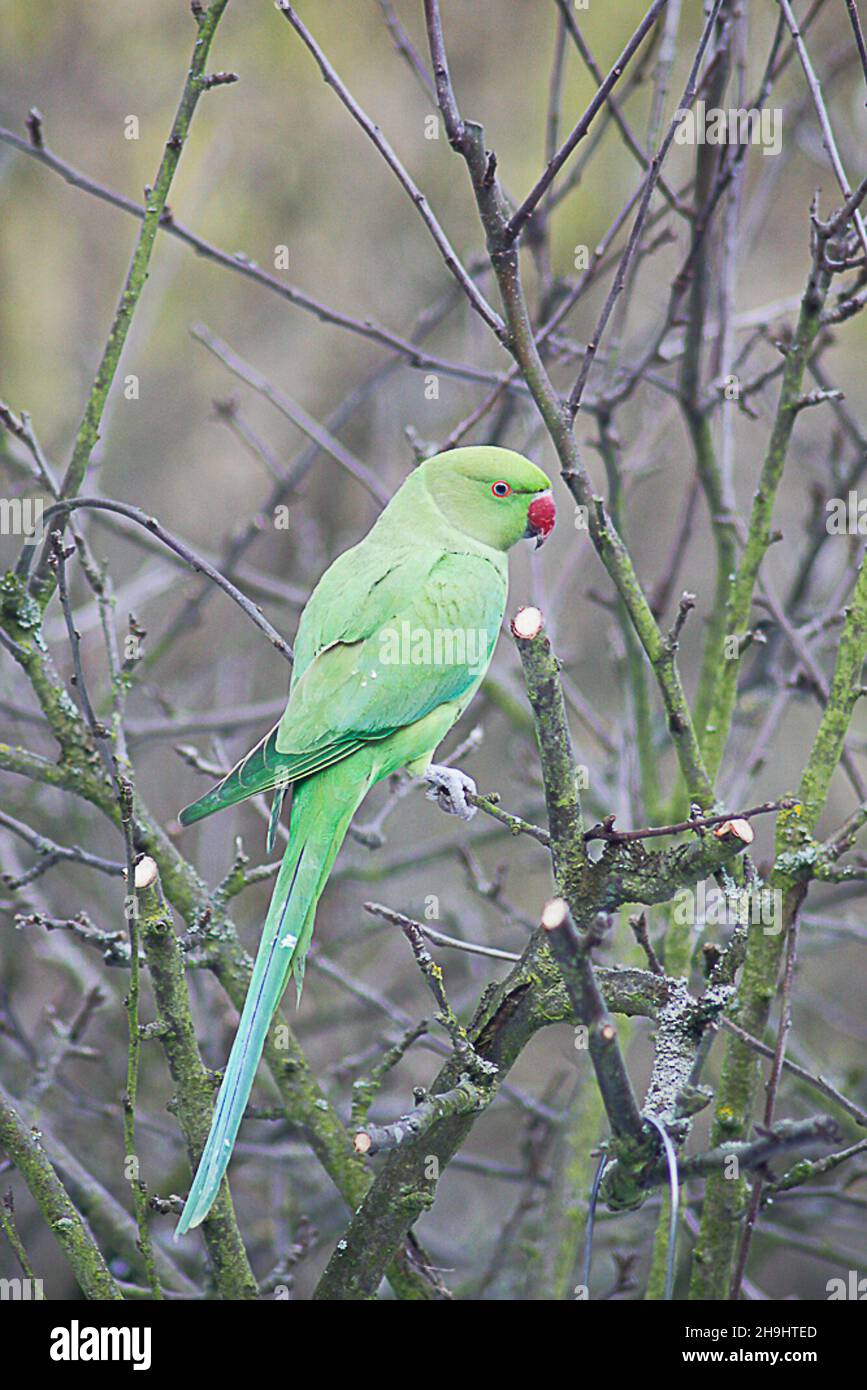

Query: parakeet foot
[424,764,477,821]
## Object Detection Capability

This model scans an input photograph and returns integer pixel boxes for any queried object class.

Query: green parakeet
[174,445,555,1234]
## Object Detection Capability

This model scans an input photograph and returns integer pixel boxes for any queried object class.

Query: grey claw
[424,764,477,821]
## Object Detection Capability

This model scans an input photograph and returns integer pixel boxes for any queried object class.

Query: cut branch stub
[712,818,754,845]
[511,604,545,641]
[540,896,569,931]
[133,855,159,890]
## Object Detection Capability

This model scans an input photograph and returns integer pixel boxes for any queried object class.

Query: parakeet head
[421,446,555,551]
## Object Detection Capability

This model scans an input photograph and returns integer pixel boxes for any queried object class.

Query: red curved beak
[526,490,556,547]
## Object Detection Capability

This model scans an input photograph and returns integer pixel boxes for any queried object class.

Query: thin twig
[583,797,797,844]
[276,2,504,333]
[777,0,867,259]
[27,0,233,597]
[0,127,513,393]
[17,497,294,663]
[568,0,725,412]
[191,324,391,505]
[505,0,671,242]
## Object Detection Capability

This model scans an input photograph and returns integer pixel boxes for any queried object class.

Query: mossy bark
[0,1081,123,1300]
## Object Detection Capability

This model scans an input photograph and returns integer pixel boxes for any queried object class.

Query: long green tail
[175,767,367,1236]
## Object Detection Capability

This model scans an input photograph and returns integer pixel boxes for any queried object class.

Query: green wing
[177,724,369,827]
[178,547,506,828]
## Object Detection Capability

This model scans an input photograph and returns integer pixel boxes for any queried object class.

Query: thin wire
[645,1114,680,1300]
[579,1152,608,1297]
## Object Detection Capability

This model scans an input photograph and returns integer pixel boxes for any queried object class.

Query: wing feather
[179,549,506,828]
[276,550,506,753]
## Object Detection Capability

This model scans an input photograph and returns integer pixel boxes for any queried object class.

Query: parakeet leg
[424,763,477,820]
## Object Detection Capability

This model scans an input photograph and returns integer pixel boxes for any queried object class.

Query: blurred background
[0,0,865,1298]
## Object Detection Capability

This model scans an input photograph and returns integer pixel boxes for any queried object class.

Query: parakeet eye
[491,481,511,497]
